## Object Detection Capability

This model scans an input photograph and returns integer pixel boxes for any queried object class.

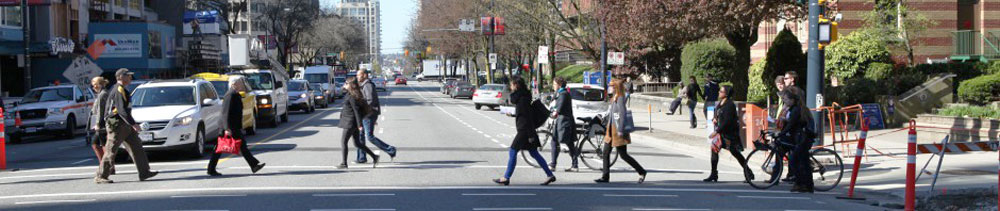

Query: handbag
[530,99,551,129]
[710,134,724,153]
[215,133,242,155]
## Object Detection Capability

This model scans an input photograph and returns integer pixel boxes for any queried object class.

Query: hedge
[681,38,735,85]
[937,105,1000,119]
[957,73,1000,105]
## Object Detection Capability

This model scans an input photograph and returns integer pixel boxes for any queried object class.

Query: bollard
[905,120,917,211]
[648,104,652,133]
[0,107,5,170]
[838,118,868,200]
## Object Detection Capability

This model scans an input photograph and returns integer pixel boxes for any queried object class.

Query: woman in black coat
[779,88,815,193]
[337,77,379,169]
[208,78,265,176]
[549,77,578,171]
[704,85,753,182]
[493,76,556,186]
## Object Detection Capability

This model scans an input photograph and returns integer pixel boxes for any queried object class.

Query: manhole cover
[939,169,993,176]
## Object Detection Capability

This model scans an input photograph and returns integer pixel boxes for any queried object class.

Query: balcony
[951,30,1000,62]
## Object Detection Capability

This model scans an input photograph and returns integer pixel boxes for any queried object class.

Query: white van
[231,69,289,128]
[300,65,335,100]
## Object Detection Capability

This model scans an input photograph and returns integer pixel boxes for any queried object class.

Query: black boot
[702,171,718,182]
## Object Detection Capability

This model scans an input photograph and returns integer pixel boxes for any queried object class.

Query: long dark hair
[345,77,370,113]
[779,88,812,124]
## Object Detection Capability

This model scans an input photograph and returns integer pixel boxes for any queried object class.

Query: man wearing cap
[95,68,158,184]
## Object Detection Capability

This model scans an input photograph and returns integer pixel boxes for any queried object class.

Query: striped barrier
[1,107,5,170]
[838,118,869,200]
[905,120,916,211]
[917,141,999,154]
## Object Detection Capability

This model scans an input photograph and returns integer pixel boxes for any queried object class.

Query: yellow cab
[189,72,258,135]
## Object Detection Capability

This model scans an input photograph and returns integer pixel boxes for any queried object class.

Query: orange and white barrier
[905,120,917,211]
[917,141,999,154]
[838,118,869,200]
[1,107,6,170]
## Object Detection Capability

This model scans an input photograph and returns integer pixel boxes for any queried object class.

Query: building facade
[337,0,380,65]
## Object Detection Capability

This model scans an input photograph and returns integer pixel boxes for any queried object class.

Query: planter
[915,114,999,142]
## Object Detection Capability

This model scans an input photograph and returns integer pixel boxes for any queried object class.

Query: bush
[888,70,928,96]
[986,61,1000,75]
[864,62,894,82]
[747,60,769,104]
[764,29,807,93]
[681,38,736,85]
[937,105,1000,119]
[825,28,892,81]
[912,62,984,82]
[957,73,1000,105]
[830,77,880,105]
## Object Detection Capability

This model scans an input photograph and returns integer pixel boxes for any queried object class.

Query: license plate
[139,133,154,142]
[24,127,37,133]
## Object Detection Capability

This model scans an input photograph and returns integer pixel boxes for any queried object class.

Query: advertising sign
[93,34,142,58]
[0,0,49,6]
[183,11,221,35]
[861,103,886,130]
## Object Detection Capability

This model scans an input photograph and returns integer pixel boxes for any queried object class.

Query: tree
[187,0,248,34]
[259,0,321,72]
[763,28,807,96]
[862,0,936,66]
[299,12,366,66]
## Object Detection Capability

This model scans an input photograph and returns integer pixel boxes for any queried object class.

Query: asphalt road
[0,82,883,211]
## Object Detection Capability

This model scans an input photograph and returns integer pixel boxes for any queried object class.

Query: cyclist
[549,77,579,172]
[777,88,815,193]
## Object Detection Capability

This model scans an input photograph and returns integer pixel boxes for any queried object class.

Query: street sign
[488,53,498,64]
[537,46,549,64]
[608,52,625,65]
[62,56,102,91]
[459,19,476,32]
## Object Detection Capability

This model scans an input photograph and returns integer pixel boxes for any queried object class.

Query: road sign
[861,103,885,129]
[489,53,498,64]
[537,46,549,64]
[62,56,103,91]
[460,19,477,32]
[608,52,625,65]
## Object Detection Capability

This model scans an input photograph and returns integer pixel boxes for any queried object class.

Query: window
[21,88,73,103]
[73,87,84,101]
[2,7,21,27]
[202,83,219,100]
[132,87,196,107]
[129,0,141,10]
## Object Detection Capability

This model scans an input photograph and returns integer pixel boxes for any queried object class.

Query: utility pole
[599,21,608,92]
[22,0,31,91]
[807,0,825,145]
[488,0,495,84]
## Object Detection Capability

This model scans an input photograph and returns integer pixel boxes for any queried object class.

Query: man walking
[702,75,719,121]
[356,69,397,163]
[95,68,158,184]
[685,76,702,129]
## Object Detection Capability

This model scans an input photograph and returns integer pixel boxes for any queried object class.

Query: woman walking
[493,77,556,186]
[704,85,753,182]
[208,77,265,176]
[337,77,379,169]
[88,77,111,171]
[549,77,579,172]
[779,89,815,193]
[595,79,647,184]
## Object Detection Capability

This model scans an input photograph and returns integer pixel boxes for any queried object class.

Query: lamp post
[22,0,31,92]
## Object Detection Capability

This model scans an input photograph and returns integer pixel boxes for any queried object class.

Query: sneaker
[95,177,113,184]
[564,167,579,172]
[336,163,348,169]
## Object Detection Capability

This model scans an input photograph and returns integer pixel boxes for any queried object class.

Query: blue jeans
[687,101,697,127]
[504,148,554,179]
[357,115,396,162]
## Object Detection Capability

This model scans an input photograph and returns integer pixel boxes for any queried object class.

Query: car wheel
[63,116,76,139]
[270,111,280,128]
[281,108,289,123]
[190,126,206,158]
[475,104,482,110]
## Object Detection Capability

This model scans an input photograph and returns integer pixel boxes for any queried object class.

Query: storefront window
[2,7,21,27]
[129,0,141,11]
[115,0,125,7]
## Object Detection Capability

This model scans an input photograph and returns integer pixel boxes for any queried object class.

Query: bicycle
[745,130,844,191]
[522,115,618,170]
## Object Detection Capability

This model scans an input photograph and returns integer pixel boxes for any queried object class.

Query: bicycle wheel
[578,125,618,170]
[521,130,552,168]
[810,148,844,192]
[745,148,783,189]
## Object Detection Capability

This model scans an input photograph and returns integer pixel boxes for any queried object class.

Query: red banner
[0,0,50,6]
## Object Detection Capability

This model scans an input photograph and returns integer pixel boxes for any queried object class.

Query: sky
[321,0,418,55]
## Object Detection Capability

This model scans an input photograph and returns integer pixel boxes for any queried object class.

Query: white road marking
[477,131,484,134]
[603,194,678,197]
[313,193,396,197]
[164,210,229,211]
[170,194,247,198]
[14,199,96,205]
[71,158,93,165]
[736,196,811,200]
[633,209,711,211]
[311,209,396,211]
[462,193,536,196]
[7,160,208,174]
[500,144,509,148]
[484,134,492,138]
[378,128,384,134]
[473,208,551,211]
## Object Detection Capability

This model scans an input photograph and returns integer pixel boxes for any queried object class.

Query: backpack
[530,99,550,129]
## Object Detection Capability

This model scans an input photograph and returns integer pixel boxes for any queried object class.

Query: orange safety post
[838,117,868,200]
[905,120,917,211]
[1,107,5,170]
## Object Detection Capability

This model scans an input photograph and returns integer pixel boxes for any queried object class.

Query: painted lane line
[313,193,396,197]
[736,196,811,200]
[632,209,711,211]
[484,134,492,138]
[14,199,96,205]
[473,208,552,211]
[7,160,210,174]
[462,193,536,196]
[70,158,93,165]
[378,128,384,134]
[170,194,247,198]
[604,194,678,197]
[311,209,396,211]
[500,144,509,148]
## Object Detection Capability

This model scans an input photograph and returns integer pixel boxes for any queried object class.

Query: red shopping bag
[215,134,242,155]
[710,134,723,153]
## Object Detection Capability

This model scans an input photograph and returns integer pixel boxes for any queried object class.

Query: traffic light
[340,51,345,60]
[817,15,839,50]
[426,46,432,54]
[404,49,410,57]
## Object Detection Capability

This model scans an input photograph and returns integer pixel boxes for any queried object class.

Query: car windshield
[309,84,322,92]
[570,88,606,102]
[479,85,504,91]
[241,73,274,90]
[288,81,307,91]
[21,88,73,103]
[209,81,229,96]
[456,82,471,87]
[304,74,328,84]
[334,77,346,85]
[132,86,196,107]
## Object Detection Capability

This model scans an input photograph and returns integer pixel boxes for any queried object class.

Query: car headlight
[259,97,270,104]
[47,108,63,115]
[174,115,194,126]
[300,93,307,98]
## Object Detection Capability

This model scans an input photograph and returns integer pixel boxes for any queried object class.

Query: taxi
[189,72,258,135]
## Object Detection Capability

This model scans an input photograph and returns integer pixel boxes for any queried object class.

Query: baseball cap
[115,68,134,78]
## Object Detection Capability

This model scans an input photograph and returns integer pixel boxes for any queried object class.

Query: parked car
[472,84,510,110]
[310,83,329,108]
[189,73,258,135]
[3,85,95,143]
[231,69,289,128]
[441,79,458,94]
[287,80,315,113]
[131,79,223,157]
[372,77,387,91]
[395,76,407,85]
[126,80,152,93]
[449,81,475,99]
[561,83,609,125]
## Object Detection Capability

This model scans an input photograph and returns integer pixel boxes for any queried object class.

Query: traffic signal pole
[807,0,826,145]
